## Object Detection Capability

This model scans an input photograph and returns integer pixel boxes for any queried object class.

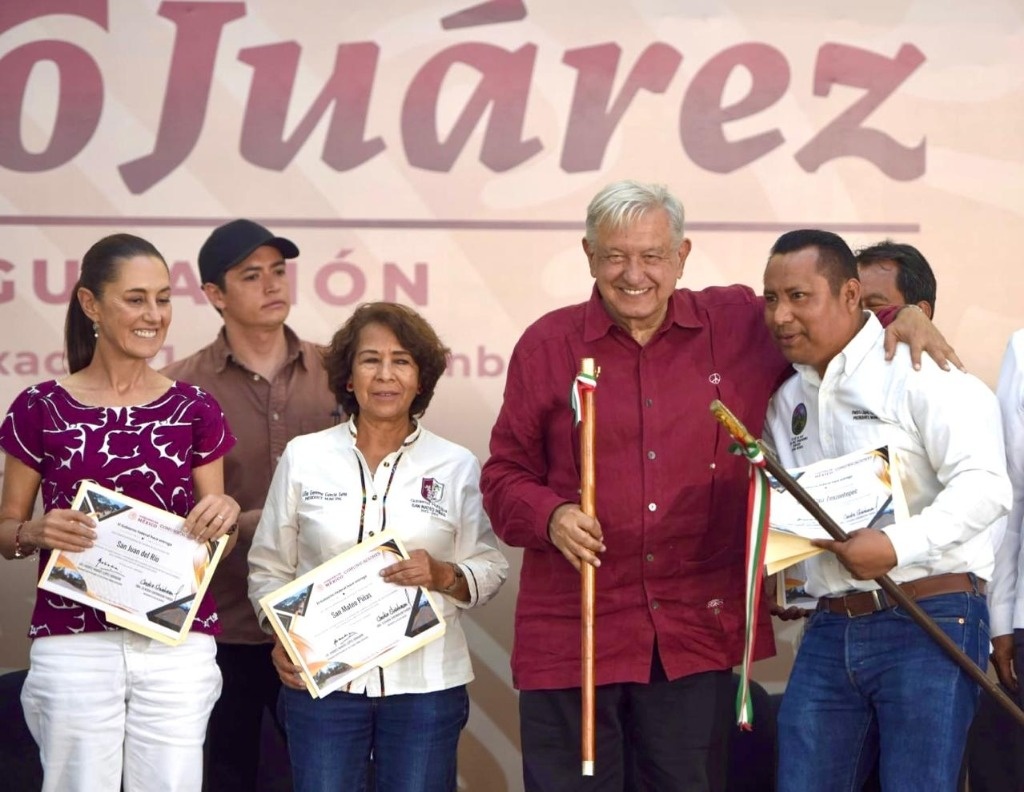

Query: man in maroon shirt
[480,181,957,792]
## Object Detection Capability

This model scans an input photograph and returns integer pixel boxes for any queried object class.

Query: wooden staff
[709,399,1024,729]
[580,358,597,776]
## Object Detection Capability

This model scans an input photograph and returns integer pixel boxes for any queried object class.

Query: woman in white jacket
[248,301,508,792]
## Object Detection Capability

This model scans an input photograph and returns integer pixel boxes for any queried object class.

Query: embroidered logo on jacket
[413,478,449,517]
[421,478,445,502]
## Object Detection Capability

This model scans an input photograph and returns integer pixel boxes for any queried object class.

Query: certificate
[38,481,227,646]
[766,445,909,572]
[259,532,447,699]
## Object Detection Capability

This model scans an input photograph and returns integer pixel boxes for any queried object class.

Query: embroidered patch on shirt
[791,403,808,435]
[420,478,445,502]
[412,478,449,517]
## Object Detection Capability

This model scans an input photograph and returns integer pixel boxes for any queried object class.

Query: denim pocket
[892,592,988,661]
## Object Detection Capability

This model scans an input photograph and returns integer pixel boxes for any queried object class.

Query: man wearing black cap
[163,219,338,791]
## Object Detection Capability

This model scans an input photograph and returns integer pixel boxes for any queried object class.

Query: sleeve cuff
[881,517,931,567]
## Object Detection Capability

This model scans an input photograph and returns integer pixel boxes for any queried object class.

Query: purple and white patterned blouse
[0,380,235,639]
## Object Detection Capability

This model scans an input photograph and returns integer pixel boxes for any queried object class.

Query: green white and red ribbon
[570,371,598,426]
[732,438,771,730]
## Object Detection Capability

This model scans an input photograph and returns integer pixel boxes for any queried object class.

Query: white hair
[584,180,685,246]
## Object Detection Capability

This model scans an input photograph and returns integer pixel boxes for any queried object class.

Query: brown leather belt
[817,573,985,618]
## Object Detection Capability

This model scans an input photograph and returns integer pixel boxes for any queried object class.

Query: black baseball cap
[198,219,300,284]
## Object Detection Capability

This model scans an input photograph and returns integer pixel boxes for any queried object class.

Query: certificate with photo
[768,444,909,543]
[38,481,227,646]
[259,533,447,699]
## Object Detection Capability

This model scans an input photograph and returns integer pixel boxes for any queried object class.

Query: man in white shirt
[761,229,1011,792]
[991,334,1024,698]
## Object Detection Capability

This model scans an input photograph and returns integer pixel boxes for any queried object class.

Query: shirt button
[646,553,654,562]
[709,462,716,470]
[369,531,375,536]
[252,374,259,381]
[272,412,279,421]
[372,495,378,501]
[383,462,390,468]
[648,503,657,512]
[647,450,656,460]
[651,600,660,610]
[645,398,653,407]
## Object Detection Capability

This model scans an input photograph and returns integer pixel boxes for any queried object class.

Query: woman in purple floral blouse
[0,234,240,792]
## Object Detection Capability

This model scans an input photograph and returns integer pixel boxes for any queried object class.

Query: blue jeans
[280,684,469,792]
[777,591,988,792]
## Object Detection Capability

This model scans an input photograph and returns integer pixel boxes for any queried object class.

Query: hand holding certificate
[38,481,227,645]
[765,445,908,575]
[259,532,447,699]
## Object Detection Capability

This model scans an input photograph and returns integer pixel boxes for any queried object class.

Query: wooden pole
[580,358,597,776]
[709,399,1024,729]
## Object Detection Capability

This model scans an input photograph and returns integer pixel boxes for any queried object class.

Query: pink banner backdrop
[2,2,1023,788]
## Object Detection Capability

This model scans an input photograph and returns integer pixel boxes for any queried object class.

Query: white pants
[21,630,222,792]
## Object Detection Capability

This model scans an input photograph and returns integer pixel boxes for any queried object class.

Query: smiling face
[763,246,863,376]
[583,208,690,345]
[203,244,291,331]
[348,322,421,425]
[81,255,171,361]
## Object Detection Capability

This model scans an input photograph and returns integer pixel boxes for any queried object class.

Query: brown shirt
[162,326,338,643]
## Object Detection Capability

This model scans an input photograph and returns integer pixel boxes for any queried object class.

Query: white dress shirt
[989,330,1024,637]
[248,418,508,696]
[764,313,1010,598]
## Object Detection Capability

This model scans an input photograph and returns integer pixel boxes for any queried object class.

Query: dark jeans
[280,684,468,792]
[520,656,733,792]
[205,642,285,792]
[778,591,987,792]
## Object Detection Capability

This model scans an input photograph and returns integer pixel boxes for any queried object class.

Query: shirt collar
[581,285,702,343]
[794,311,882,386]
[213,325,307,374]
[346,416,423,448]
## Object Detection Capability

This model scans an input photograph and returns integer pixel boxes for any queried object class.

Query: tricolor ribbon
[570,371,598,426]
[730,439,771,730]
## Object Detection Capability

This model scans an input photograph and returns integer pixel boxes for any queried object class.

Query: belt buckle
[845,590,884,618]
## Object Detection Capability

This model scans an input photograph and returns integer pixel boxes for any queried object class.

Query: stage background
[2,1,1023,788]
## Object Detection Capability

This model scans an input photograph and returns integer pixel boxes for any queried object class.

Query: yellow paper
[764,529,824,576]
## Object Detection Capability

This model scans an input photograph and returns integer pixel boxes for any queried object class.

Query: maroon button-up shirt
[481,285,792,690]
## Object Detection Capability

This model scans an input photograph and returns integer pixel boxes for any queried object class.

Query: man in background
[856,240,937,318]
[983,330,1024,789]
[163,220,337,791]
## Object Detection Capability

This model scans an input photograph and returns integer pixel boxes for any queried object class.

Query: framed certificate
[37,481,227,646]
[259,533,447,699]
